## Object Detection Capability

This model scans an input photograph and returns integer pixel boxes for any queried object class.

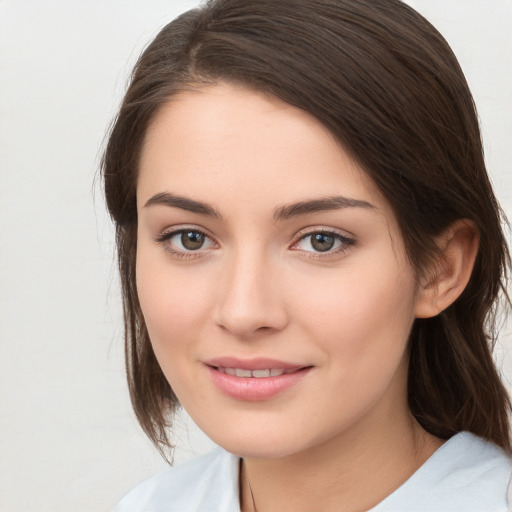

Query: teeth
[235,368,252,378]
[217,367,290,378]
[252,369,271,378]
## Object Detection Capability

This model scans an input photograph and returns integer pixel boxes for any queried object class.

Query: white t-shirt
[113,432,512,511]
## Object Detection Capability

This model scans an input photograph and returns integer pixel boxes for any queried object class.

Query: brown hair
[102,0,511,458]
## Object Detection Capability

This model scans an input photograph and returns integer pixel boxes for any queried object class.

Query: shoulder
[112,447,240,512]
[372,432,512,512]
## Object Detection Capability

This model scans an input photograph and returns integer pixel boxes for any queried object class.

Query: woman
[104,0,512,510]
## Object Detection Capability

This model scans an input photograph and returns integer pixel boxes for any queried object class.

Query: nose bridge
[215,243,287,337]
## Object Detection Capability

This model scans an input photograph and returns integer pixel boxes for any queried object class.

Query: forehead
[137,82,387,218]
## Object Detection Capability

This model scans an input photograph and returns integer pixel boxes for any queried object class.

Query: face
[136,83,423,459]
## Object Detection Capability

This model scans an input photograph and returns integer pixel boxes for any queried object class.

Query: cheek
[293,257,417,375]
[135,247,214,365]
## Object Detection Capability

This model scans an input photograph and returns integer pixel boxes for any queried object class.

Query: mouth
[204,358,313,401]
[213,367,301,378]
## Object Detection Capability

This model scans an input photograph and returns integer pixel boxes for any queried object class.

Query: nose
[214,251,289,339]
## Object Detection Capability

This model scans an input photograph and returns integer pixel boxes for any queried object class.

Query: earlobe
[415,220,480,319]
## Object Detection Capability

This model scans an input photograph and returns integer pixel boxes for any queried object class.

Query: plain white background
[0,1,510,510]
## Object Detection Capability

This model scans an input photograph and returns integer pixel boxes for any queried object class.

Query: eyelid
[293,225,356,240]
[154,225,219,259]
[154,224,210,242]
[290,226,356,257]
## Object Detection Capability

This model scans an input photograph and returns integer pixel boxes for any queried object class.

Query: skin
[135,82,451,511]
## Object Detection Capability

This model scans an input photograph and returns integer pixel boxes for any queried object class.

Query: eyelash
[291,229,356,259]
[154,227,216,260]
[154,226,356,260]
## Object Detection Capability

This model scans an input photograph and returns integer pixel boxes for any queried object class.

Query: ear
[415,220,479,319]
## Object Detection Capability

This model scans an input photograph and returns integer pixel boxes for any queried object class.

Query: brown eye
[310,233,335,252]
[155,227,216,257]
[181,231,205,250]
[292,230,355,257]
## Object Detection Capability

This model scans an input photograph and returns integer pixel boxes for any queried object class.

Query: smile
[215,367,299,378]
[205,361,313,401]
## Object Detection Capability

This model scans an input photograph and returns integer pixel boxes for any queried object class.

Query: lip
[204,357,312,401]
[204,357,305,371]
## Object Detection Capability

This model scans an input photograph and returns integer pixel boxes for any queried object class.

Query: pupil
[181,231,205,250]
[311,233,335,252]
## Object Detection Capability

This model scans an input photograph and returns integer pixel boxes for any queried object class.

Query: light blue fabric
[113,432,512,512]
[113,447,240,512]
[370,432,512,512]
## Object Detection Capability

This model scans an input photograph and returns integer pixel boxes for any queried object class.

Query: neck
[240,415,442,512]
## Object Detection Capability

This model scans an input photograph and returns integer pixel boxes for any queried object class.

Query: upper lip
[204,357,308,371]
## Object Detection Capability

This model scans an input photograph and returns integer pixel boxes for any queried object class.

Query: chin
[217,437,306,460]
[199,420,328,460]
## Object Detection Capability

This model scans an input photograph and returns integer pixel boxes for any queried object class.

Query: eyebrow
[273,196,375,221]
[144,192,221,218]
[143,192,375,220]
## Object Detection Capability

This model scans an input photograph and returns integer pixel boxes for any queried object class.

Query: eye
[178,230,207,250]
[292,230,355,256]
[155,227,217,257]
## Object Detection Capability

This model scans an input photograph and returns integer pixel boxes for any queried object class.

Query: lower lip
[206,366,312,401]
